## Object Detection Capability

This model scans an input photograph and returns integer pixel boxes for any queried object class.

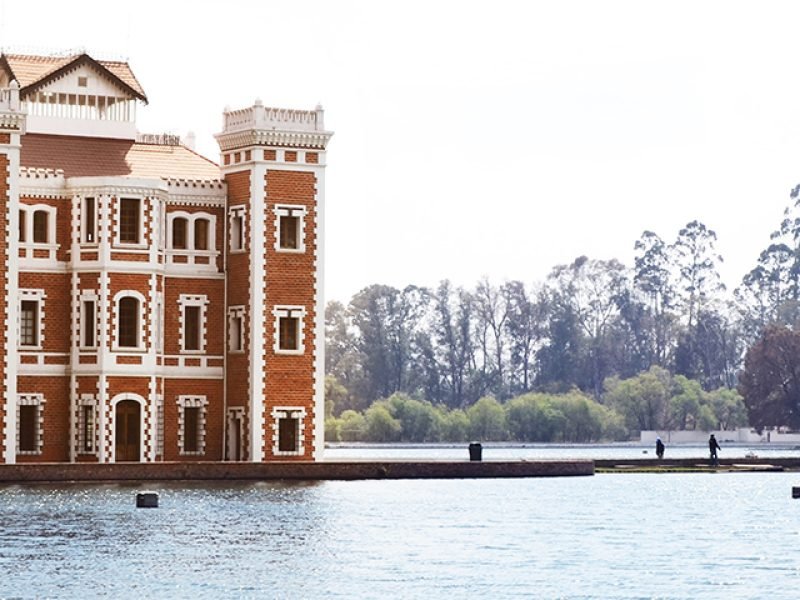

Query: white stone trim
[16,393,45,455]
[177,395,207,456]
[272,305,306,355]
[272,204,306,253]
[18,288,46,350]
[111,289,147,351]
[156,394,164,458]
[228,205,247,253]
[313,168,325,460]
[77,394,97,455]
[250,163,267,461]
[178,294,208,354]
[165,210,219,269]
[227,305,246,353]
[3,132,21,463]
[270,406,306,457]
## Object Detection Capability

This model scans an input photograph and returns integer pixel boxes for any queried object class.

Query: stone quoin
[0,51,331,464]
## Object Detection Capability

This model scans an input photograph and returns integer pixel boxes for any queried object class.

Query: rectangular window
[231,214,244,251]
[279,215,299,249]
[184,407,200,453]
[119,198,140,244]
[19,405,37,452]
[82,301,96,347]
[33,210,48,243]
[231,315,243,351]
[18,210,25,242]
[118,297,139,348]
[279,315,299,351]
[20,300,38,347]
[184,306,200,351]
[278,417,299,452]
[84,197,96,243]
[81,404,94,452]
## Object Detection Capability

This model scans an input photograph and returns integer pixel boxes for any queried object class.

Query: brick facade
[0,53,331,464]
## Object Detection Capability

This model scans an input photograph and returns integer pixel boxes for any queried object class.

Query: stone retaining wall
[0,459,594,483]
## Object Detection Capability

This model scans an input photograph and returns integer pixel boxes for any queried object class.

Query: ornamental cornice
[215,129,333,151]
[165,195,226,208]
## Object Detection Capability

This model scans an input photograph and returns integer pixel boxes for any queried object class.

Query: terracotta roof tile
[20,134,221,181]
[1,53,147,101]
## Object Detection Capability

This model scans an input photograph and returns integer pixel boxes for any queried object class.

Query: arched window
[172,218,187,249]
[194,218,209,250]
[118,296,139,348]
[33,210,48,243]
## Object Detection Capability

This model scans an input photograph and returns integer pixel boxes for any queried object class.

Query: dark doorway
[116,400,141,462]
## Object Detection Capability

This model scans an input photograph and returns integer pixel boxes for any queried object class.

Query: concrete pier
[0,459,594,483]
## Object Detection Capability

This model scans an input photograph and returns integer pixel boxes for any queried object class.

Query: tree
[474,278,509,397]
[670,220,725,329]
[364,402,402,441]
[604,366,673,434]
[467,396,507,440]
[339,410,366,441]
[431,280,477,408]
[544,256,627,398]
[706,387,748,430]
[503,281,544,394]
[632,230,678,367]
[738,325,800,429]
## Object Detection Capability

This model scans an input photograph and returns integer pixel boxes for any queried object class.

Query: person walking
[709,434,721,466]
[655,437,665,460]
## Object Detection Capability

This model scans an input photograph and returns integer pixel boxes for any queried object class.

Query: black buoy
[136,491,159,508]
[792,487,800,499]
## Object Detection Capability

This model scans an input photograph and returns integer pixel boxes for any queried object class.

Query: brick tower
[216,101,332,461]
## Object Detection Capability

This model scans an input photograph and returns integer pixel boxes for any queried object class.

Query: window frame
[228,306,245,353]
[18,289,45,350]
[178,295,208,354]
[272,305,306,355]
[177,395,207,456]
[17,394,45,455]
[113,291,146,351]
[117,197,144,246]
[229,206,246,253]
[273,204,307,253]
[271,406,306,457]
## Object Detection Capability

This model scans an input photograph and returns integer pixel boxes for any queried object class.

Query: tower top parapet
[216,102,332,151]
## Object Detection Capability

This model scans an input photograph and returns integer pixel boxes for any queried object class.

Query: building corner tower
[216,101,332,461]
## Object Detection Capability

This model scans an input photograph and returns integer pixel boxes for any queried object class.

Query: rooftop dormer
[0,51,147,140]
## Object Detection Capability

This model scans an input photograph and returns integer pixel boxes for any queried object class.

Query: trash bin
[468,442,482,462]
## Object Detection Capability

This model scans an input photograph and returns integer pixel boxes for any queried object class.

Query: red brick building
[0,52,330,463]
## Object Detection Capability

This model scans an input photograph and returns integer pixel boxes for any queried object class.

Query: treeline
[325,368,748,442]
[326,188,800,432]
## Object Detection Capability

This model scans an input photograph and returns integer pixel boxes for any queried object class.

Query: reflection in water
[1,475,799,598]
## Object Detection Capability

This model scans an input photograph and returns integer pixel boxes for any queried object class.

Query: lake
[1,449,799,598]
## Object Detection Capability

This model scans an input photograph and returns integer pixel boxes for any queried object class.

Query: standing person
[655,437,665,460]
[709,434,721,466]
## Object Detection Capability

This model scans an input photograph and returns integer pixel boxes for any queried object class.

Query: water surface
[2,472,799,598]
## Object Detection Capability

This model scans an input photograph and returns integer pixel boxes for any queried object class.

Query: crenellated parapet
[215,100,332,151]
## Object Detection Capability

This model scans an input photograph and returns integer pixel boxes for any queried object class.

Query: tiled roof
[0,53,147,101]
[20,134,221,181]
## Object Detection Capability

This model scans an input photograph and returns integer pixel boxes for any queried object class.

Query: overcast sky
[3,1,800,302]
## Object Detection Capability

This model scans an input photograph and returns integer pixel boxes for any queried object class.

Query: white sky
[2,0,800,302]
